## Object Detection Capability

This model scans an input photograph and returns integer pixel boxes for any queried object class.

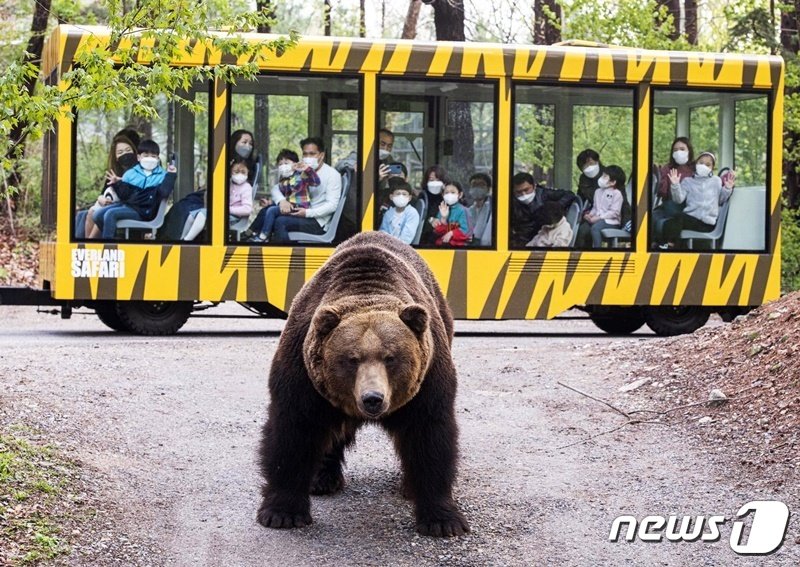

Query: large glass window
[379,79,496,248]
[513,85,634,250]
[651,90,768,252]
[230,75,361,246]
[73,81,210,242]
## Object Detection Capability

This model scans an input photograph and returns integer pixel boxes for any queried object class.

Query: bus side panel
[53,243,775,315]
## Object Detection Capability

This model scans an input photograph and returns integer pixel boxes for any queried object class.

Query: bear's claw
[416,517,470,537]
[257,504,312,529]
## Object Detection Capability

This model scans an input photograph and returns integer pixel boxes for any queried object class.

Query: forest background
[2,0,800,289]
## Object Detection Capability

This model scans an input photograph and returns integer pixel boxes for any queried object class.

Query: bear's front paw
[257,500,312,529]
[416,503,470,537]
[310,468,344,495]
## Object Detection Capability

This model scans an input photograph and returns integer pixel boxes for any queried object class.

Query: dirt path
[1,305,797,566]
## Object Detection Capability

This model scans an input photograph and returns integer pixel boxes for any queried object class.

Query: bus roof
[43,24,783,90]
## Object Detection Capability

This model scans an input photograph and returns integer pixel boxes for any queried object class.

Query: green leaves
[0,0,297,189]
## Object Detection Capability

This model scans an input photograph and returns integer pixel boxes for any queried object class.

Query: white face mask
[583,164,600,178]
[278,163,294,178]
[235,144,252,158]
[140,156,159,171]
[379,149,391,160]
[597,175,610,189]
[517,191,535,205]
[231,173,247,185]
[443,193,459,206]
[427,180,443,195]
[695,163,712,177]
[303,157,319,169]
[673,150,689,165]
[392,195,410,208]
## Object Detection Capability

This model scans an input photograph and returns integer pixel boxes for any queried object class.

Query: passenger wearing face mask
[653,137,694,245]
[79,129,141,239]
[182,157,255,241]
[90,139,177,240]
[230,129,258,183]
[378,181,420,245]
[466,172,493,246]
[576,149,603,206]
[271,136,342,244]
[510,172,577,248]
[662,151,735,247]
[418,164,449,245]
[248,149,320,243]
[431,181,470,247]
[575,165,625,249]
[376,128,396,180]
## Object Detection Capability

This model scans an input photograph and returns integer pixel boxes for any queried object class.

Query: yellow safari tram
[17,25,782,335]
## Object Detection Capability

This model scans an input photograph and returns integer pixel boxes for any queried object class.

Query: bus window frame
[376,75,500,251]
[225,71,365,247]
[69,78,215,245]
[509,80,639,252]
[648,85,772,254]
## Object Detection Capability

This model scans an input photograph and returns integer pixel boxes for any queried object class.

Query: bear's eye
[384,355,395,365]
[347,355,360,365]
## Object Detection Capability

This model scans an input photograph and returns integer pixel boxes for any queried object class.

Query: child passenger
[250,149,320,243]
[576,165,625,248]
[663,151,735,246]
[90,139,177,240]
[431,181,469,247]
[379,181,420,245]
[527,201,573,247]
[182,157,253,241]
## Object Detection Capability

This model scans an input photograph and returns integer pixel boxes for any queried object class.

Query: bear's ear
[399,304,429,337]
[312,306,341,339]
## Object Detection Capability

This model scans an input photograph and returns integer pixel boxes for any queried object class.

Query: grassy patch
[0,429,75,565]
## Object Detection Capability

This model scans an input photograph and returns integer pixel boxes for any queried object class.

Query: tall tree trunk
[256,0,273,33]
[431,0,472,182]
[402,0,421,40]
[684,0,698,44]
[255,0,273,168]
[533,0,561,45]
[655,0,681,41]
[782,2,800,207]
[324,0,332,36]
[359,0,366,37]
[432,0,466,41]
[5,0,52,203]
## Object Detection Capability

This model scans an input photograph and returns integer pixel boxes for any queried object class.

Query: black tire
[643,306,710,337]
[115,301,193,335]
[588,307,646,335]
[93,301,130,332]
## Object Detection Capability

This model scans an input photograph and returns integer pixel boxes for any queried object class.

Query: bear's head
[304,303,433,419]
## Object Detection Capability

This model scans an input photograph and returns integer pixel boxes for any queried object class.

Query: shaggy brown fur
[257,232,469,537]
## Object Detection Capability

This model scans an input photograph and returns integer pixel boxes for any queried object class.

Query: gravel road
[1,304,797,566]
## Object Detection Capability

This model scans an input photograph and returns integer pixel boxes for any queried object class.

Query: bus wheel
[94,301,130,332]
[643,306,710,337]
[588,307,646,335]
[115,301,194,335]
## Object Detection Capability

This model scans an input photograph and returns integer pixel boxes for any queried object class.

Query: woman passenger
[653,137,694,246]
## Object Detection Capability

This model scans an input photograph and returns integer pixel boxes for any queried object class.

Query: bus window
[230,75,361,245]
[513,84,634,250]
[73,81,210,242]
[378,79,496,248]
[651,89,768,252]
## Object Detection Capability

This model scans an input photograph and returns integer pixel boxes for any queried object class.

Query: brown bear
[257,231,469,537]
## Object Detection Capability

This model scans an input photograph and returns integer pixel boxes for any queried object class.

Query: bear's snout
[360,391,385,416]
[355,362,391,418]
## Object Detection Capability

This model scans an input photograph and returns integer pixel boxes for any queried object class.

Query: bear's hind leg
[311,419,358,495]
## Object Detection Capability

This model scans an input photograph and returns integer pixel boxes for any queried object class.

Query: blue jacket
[114,165,175,220]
